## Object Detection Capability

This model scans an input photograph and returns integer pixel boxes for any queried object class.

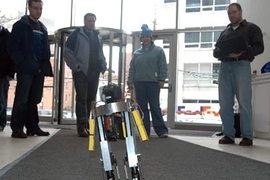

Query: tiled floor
[0,125,59,175]
[170,135,270,164]
[1,125,270,177]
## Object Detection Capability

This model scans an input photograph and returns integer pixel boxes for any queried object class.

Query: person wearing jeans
[213,3,264,146]
[128,24,168,138]
[9,0,53,138]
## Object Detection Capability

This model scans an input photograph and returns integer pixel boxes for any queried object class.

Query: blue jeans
[72,71,99,132]
[134,81,168,136]
[11,72,44,132]
[0,77,9,128]
[218,60,253,140]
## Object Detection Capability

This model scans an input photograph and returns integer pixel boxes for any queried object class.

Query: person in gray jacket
[64,13,107,137]
[127,24,168,138]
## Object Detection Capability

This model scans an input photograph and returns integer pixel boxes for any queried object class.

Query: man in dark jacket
[0,26,14,131]
[9,0,53,138]
[213,3,264,146]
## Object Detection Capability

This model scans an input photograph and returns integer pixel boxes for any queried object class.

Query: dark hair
[84,13,96,21]
[28,0,43,7]
[228,3,242,11]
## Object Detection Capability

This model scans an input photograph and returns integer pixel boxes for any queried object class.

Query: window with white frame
[185,31,222,48]
[212,63,220,82]
[182,63,220,103]
[186,0,231,13]
[183,63,219,85]
[164,0,177,3]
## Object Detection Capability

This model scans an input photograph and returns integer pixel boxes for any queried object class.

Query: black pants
[11,72,44,132]
[73,71,99,132]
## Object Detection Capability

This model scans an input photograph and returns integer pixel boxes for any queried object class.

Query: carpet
[1,128,270,180]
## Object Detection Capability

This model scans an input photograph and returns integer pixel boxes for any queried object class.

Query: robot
[88,84,148,180]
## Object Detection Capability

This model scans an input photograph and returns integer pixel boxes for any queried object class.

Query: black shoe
[218,136,235,144]
[11,130,27,138]
[78,128,89,137]
[0,126,4,132]
[239,138,253,146]
[27,129,50,136]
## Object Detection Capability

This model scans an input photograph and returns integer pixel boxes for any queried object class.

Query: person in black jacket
[9,0,53,138]
[0,26,14,131]
[213,3,264,146]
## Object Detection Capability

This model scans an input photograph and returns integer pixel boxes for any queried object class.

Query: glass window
[186,0,201,12]
[186,0,230,13]
[201,32,212,48]
[212,63,220,80]
[184,64,199,77]
[184,63,215,85]
[199,63,212,85]
[215,0,230,5]
[202,0,213,6]
[182,63,218,110]
[183,99,198,103]
[215,6,227,11]
[186,0,201,7]
[185,32,200,43]
[200,63,211,75]
[186,7,201,13]
[202,7,213,11]
[185,32,200,48]
[199,99,211,103]
[215,0,230,11]
[164,0,177,3]
[185,31,220,49]
[214,31,222,42]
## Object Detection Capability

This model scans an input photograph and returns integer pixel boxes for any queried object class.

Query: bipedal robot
[88,84,148,180]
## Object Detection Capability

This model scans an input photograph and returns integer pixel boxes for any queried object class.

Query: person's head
[227,3,243,26]
[140,24,152,45]
[28,0,43,22]
[84,13,96,31]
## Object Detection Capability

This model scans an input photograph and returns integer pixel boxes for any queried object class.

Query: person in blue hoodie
[127,24,168,138]
[0,26,14,131]
[9,0,53,138]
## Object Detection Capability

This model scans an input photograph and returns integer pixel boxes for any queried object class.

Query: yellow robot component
[132,109,149,141]
[122,120,127,138]
[88,118,95,151]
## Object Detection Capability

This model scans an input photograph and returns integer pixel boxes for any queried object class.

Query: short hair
[228,3,242,11]
[84,13,96,21]
[28,0,43,7]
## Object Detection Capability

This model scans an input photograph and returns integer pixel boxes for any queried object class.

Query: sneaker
[218,136,235,144]
[11,130,27,138]
[239,138,253,146]
[159,133,168,138]
[27,129,50,136]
